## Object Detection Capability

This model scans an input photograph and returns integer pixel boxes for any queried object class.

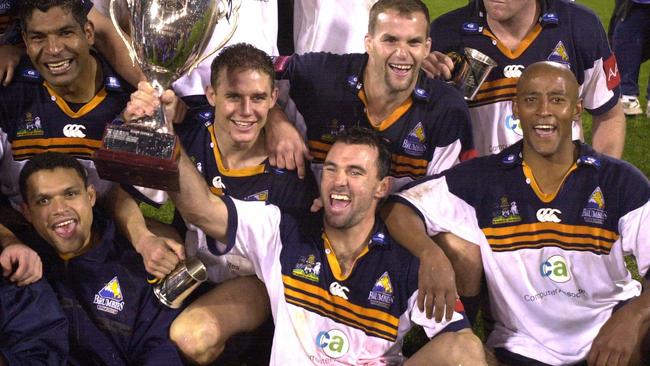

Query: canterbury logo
[63,124,86,138]
[329,282,349,300]
[536,208,562,223]
[503,65,525,78]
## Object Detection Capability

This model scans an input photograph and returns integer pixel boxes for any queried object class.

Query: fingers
[0,253,12,277]
[445,295,456,322]
[309,198,323,213]
[2,65,14,87]
[165,239,186,261]
[422,51,454,80]
[433,292,447,322]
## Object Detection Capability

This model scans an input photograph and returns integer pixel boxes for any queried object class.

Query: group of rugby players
[0,0,648,365]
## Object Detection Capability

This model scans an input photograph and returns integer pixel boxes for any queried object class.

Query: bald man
[385,62,650,365]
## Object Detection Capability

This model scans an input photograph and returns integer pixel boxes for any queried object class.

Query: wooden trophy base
[94,124,180,191]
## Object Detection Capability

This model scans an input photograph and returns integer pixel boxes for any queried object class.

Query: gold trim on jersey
[483,223,618,254]
[483,24,543,60]
[523,162,578,202]
[44,82,107,118]
[11,137,101,160]
[323,233,369,281]
[283,275,399,341]
[358,90,413,132]
[207,125,266,177]
[469,78,518,106]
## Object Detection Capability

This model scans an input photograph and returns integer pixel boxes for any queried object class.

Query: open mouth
[52,218,77,239]
[45,59,72,75]
[231,120,256,130]
[389,63,412,75]
[329,193,351,210]
[533,124,557,137]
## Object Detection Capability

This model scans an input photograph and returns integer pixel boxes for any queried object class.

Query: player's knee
[170,310,226,365]
[440,331,486,365]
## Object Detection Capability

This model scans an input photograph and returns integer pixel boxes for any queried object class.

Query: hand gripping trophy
[94,0,241,191]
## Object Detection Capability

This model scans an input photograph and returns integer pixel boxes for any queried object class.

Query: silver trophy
[448,47,497,101]
[94,0,241,191]
[154,257,208,309]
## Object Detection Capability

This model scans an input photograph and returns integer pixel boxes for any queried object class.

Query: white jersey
[212,196,470,365]
[393,142,650,365]
[293,0,377,54]
[172,0,279,96]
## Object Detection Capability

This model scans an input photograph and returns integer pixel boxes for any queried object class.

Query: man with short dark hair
[165,125,486,365]
[19,151,183,366]
[387,61,650,365]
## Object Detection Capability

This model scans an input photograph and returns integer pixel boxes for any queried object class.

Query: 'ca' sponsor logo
[503,65,524,78]
[505,114,522,136]
[63,124,86,138]
[316,329,349,359]
[536,208,561,223]
[540,255,571,283]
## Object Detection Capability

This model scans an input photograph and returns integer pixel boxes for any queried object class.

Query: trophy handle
[109,0,137,68]
[186,0,242,75]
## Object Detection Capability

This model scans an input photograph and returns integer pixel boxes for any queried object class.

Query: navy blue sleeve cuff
[385,195,428,228]
[205,195,238,256]
[587,91,621,116]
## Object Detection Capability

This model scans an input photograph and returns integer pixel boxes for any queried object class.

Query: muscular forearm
[169,149,229,242]
[591,102,625,158]
[107,186,152,252]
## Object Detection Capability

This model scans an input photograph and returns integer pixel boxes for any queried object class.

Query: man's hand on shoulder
[265,106,312,179]
[421,51,454,80]
[0,243,43,286]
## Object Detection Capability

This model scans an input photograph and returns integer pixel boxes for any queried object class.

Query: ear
[84,20,95,46]
[425,37,432,53]
[21,203,32,224]
[573,98,583,121]
[270,87,278,108]
[512,99,519,120]
[206,85,217,107]
[87,184,97,208]
[364,33,372,53]
[374,176,391,200]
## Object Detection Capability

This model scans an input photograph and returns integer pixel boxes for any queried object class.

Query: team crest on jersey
[321,119,346,143]
[292,254,321,282]
[492,196,521,224]
[16,112,44,137]
[368,272,394,309]
[581,186,607,225]
[244,190,269,202]
[547,41,570,66]
[93,276,125,315]
[402,122,426,156]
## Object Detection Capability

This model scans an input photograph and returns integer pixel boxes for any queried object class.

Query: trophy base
[94,125,180,191]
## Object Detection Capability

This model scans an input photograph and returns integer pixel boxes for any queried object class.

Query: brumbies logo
[547,41,570,66]
[492,196,521,224]
[402,122,426,156]
[582,187,607,225]
[292,255,321,282]
[16,112,44,137]
[368,272,394,309]
[93,277,125,315]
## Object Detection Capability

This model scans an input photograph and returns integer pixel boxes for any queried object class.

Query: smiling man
[165,125,486,365]
[19,152,183,366]
[386,61,650,365]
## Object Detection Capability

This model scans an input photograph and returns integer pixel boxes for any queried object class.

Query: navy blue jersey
[275,52,475,191]
[0,52,132,206]
[395,141,650,364]
[30,213,183,366]
[213,197,470,364]
[0,277,68,365]
[430,0,621,155]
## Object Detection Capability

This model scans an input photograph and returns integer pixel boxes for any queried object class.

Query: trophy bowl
[94,0,240,191]
[447,47,497,101]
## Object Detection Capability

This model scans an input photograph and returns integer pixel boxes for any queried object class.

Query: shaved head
[517,61,580,101]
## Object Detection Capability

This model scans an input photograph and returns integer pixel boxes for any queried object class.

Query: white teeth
[53,219,74,228]
[389,64,412,70]
[331,194,350,201]
[534,125,554,130]
[46,60,71,71]
[232,120,254,127]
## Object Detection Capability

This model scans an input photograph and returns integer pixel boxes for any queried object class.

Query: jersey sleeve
[268,164,319,216]
[0,279,69,365]
[391,176,482,246]
[616,165,650,279]
[573,6,621,115]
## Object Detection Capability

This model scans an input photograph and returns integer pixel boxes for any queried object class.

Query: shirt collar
[465,0,558,34]
[497,140,602,170]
